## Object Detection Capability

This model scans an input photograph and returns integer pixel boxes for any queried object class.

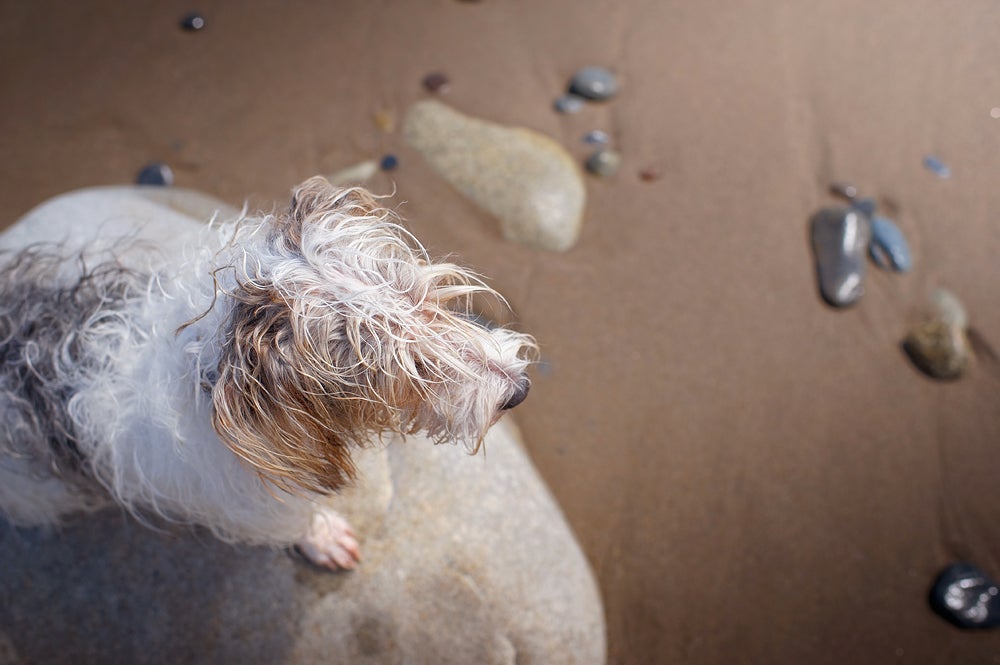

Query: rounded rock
[422,72,450,94]
[829,181,858,200]
[931,288,968,330]
[930,563,1000,629]
[553,94,586,114]
[135,162,174,186]
[404,99,585,251]
[903,319,970,380]
[379,154,399,171]
[180,13,205,31]
[810,207,871,307]
[585,149,622,178]
[582,130,610,145]
[568,66,618,101]
[868,216,912,272]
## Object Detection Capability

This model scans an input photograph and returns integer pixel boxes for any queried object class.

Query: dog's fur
[0,177,536,569]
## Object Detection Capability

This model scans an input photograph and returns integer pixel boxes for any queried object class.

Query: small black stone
[180,13,205,31]
[380,154,399,171]
[929,562,1000,629]
[135,162,174,186]
[422,72,450,94]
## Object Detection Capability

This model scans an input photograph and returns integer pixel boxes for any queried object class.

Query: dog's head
[211,176,537,493]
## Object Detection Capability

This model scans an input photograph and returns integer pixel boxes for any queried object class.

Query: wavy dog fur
[0,177,536,566]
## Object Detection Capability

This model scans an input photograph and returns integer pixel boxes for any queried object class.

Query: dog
[0,176,536,569]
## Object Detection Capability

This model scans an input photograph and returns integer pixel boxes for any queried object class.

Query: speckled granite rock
[404,99,585,251]
[903,319,970,380]
[0,187,604,665]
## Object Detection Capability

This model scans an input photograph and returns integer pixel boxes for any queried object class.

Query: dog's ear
[210,283,357,495]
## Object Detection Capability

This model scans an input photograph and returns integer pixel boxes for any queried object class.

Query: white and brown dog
[0,176,535,569]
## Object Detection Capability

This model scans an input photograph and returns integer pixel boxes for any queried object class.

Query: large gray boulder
[0,187,605,665]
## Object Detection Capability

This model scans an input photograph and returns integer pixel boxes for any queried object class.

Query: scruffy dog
[0,176,535,569]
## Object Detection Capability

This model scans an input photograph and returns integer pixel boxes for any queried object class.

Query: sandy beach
[3,1,1000,662]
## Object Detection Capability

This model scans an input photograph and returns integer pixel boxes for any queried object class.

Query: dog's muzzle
[501,376,530,410]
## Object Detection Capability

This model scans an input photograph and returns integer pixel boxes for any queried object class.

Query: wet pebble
[868,216,912,272]
[585,149,621,177]
[422,72,450,94]
[904,319,970,380]
[568,66,618,101]
[829,182,858,200]
[810,207,871,307]
[582,130,610,146]
[924,155,952,178]
[180,13,205,31]
[380,154,399,171]
[851,197,877,218]
[135,162,174,186]
[930,563,1000,629]
[553,94,586,114]
[404,99,585,251]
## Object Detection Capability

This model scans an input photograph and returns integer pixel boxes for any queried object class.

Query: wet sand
[4,1,1000,662]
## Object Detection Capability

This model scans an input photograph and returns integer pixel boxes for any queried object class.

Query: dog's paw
[294,510,361,571]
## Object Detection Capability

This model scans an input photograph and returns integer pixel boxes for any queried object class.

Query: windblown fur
[0,177,536,565]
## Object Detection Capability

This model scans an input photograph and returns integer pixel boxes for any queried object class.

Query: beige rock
[404,99,585,251]
[903,319,970,380]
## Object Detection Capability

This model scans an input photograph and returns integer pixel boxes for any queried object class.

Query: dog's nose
[501,376,530,410]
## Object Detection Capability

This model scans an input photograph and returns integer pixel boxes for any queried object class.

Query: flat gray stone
[810,207,871,307]
[568,67,618,101]
[404,99,586,251]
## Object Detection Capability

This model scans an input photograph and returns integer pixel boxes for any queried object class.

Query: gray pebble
[868,216,912,272]
[585,149,621,177]
[582,130,610,145]
[553,94,586,114]
[568,67,618,101]
[930,563,1000,628]
[135,162,174,186]
[810,207,871,307]
[829,182,858,200]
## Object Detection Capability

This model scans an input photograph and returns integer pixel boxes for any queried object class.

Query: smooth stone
[326,160,378,187]
[553,94,586,114]
[585,149,621,178]
[404,99,585,251]
[135,162,174,186]
[422,72,450,94]
[868,216,912,272]
[924,155,952,179]
[930,288,968,330]
[829,181,858,200]
[638,167,661,182]
[180,13,205,31]
[851,197,876,217]
[568,66,618,101]
[582,129,610,145]
[379,154,399,171]
[930,563,1000,629]
[810,207,871,307]
[903,319,970,380]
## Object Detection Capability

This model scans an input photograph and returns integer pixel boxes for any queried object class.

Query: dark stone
[379,154,399,171]
[829,182,858,200]
[180,13,205,31]
[582,130,609,145]
[810,207,871,307]
[584,150,621,177]
[422,72,450,94]
[135,162,174,186]
[639,167,661,182]
[930,563,1000,629]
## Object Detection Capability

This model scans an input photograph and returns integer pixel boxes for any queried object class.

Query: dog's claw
[296,511,361,571]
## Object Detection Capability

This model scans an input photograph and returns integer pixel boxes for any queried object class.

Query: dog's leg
[294,508,361,570]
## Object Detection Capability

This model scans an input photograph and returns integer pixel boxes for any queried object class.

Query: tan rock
[404,99,585,251]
